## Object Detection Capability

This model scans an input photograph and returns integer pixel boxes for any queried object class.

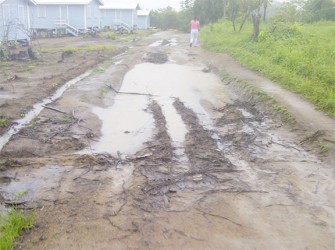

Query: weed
[0,208,35,250]
[15,188,28,199]
[0,117,9,127]
[17,65,34,72]
[273,104,295,123]
[94,61,111,73]
[28,117,40,129]
[237,81,295,123]
[99,87,109,99]
[318,142,330,154]
[107,31,116,40]
[100,87,109,94]
[95,66,105,73]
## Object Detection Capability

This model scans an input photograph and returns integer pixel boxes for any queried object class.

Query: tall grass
[0,208,35,250]
[201,20,335,116]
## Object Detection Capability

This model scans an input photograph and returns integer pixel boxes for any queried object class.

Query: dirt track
[0,31,335,249]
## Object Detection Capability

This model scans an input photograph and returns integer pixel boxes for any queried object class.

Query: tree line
[151,0,335,38]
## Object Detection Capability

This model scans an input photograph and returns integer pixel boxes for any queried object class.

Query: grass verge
[201,20,335,117]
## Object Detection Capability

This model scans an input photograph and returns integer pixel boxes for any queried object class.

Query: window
[37,6,46,18]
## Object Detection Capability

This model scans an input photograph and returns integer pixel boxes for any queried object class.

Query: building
[1,0,151,43]
[137,9,150,29]
[0,0,36,42]
[29,0,103,36]
[99,2,139,32]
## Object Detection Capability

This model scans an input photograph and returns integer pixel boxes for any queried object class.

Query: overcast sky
[103,0,182,11]
[137,0,181,11]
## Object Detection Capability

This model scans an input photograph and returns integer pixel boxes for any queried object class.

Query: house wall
[85,0,100,29]
[0,0,30,41]
[137,15,150,29]
[68,5,85,30]
[100,9,137,30]
[29,4,59,29]
[30,0,101,31]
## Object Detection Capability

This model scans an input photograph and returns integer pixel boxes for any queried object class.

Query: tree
[193,0,224,24]
[275,1,303,23]
[302,0,335,22]
[151,7,181,30]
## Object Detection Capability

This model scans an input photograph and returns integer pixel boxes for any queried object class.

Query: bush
[107,31,116,40]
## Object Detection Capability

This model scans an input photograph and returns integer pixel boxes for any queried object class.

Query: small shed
[29,0,103,36]
[99,2,139,31]
[0,0,36,42]
[137,9,150,29]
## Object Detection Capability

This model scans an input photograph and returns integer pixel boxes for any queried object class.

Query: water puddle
[238,108,254,118]
[0,92,19,100]
[90,63,229,156]
[87,94,154,156]
[149,38,178,47]
[0,165,70,203]
[0,71,91,151]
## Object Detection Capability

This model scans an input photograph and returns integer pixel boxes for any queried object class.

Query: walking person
[190,17,200,47]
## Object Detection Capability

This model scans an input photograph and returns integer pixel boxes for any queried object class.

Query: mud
[0,31,334,249]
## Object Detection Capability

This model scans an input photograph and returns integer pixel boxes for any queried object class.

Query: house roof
[0,0,37,5]
[137,10,150,16]
[100,1,139,10]
[33,0,103,5]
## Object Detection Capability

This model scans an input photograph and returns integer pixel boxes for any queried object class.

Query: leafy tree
[193,0,224,24]
[302,0,335,22]
[151,7,181,30]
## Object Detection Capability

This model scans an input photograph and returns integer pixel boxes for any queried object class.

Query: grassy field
[201,20,335,117]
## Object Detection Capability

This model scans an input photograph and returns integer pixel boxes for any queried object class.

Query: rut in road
[129,98,247,213]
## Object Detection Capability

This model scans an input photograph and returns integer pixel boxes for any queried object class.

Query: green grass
[201,20,335,116]
[41,44,117,53]
[0,117,9,127]
[0,208,35,250]
[238,81,295,123]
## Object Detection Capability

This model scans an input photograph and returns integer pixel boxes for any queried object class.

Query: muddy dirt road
[1,31,335,249]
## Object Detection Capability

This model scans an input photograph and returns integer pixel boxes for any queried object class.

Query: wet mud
[0,31,334,249]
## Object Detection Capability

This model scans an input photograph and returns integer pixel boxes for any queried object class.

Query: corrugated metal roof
[137,10,150,16]
[34,0,103,5]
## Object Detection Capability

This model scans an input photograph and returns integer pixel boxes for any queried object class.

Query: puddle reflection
[90,63,229,156]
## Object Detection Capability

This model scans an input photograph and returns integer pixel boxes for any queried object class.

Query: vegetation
[148,0,335,116]
[0,117,9,128]
[0,208,35,250]
[201,20,335,116]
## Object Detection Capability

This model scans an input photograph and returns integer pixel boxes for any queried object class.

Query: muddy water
[89,63,230,157]
[90,95,155,155]
[0,165,71,204]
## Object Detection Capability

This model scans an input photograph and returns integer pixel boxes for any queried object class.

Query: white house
[1,0,151,43]
[29,0,103,36]
[137,9,150,29]
[99,2,139,31]
[0,0,36,42]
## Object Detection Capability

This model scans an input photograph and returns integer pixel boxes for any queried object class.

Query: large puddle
[89,63,229,156]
